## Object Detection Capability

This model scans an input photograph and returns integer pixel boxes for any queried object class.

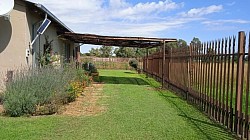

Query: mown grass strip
[0,70,234,140]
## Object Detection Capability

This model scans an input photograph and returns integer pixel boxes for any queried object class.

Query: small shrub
[82,63,90,71]
[82,62,98,74]
[129,59,138,70]
[66,81,83,102]
[89,63,98,73]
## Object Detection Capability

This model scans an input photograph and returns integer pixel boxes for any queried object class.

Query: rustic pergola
[59,32,177,87]
[59,32,177,48]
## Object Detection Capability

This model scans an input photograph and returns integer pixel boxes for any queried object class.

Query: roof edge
[24,0,73,32]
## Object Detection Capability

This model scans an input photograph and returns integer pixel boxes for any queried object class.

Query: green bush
[3,67,89,117]
[89,63,98,73]
[82,62,98,74]
[129,59,138,69]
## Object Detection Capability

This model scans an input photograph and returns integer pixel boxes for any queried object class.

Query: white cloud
[30,0,183,22]
[202,19,250,26]
[113,0,184,20]
[180,5,223,17]
[28,0,185,37]
[201,19,250,31]
[78,19,186,36]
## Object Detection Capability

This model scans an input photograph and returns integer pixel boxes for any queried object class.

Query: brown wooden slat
[230,37,236,131]
[209,42,214,116]
[205,43,209,111]
[218,39,224,123]
[202,43,207,111]
[216,40,221,121]
[244,33,250,139]
[225,38,230,128]
[222,38,227,124]
[212,41,217,119]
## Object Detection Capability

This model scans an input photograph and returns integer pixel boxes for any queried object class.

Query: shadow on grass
[100,76,149,85]
[158,92,235,140]
[142,76,234,139]
[124,72,136,74]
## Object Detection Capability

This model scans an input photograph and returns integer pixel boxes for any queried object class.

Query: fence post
[168,47,172,84]
[162,40,166,88]
[234,31,245,134]
[146,48,149,77]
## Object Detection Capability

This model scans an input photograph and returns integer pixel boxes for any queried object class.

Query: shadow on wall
[0,17,12,53]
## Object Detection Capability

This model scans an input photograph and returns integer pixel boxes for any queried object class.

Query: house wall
[0,0,32,91]
[26,11,75,67]
[0,0,76,92]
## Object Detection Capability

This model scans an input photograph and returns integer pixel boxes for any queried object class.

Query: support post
[236,31,245,113]
[146,48,149,78]
[162,40,166,88]
[234,31,245,133]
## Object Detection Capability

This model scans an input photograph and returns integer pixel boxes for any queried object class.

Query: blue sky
[30,0,250,53]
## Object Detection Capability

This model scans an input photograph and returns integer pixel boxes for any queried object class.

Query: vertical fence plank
[199,43,203,107]
[222,38,228,124]
[198,44,201,107]
[212,41,216,118]
[244,33,250,139]
[214,40,219,120]
[209,42,214,116]
[219,39,224,123]
[205,43,209,112]
[202,43,206,111]
[225,38,230,127]
[193,44,197,96]
[200,43,204,109]
[187,45,192,101]
[230,37,236,131]
[216,40,221,121]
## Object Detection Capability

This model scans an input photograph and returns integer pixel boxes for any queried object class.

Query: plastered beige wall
[0,1,31,91]
[0,0,75,92]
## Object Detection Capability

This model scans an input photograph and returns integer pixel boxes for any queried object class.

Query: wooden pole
[162,40,166,88]
[234,31,245,134]
[146,48,149,78]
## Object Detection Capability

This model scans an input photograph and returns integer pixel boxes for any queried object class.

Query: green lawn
[0,70,235,140]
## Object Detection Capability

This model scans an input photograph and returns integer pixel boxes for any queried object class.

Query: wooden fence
[81,57,143,70]
[143,31,250,139]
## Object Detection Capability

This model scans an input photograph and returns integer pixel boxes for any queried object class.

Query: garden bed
[1,67,93,117]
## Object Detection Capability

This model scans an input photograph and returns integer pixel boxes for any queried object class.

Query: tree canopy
[99,46,113,57]
[89,48,101,57]
[191,37,202,46]
[166,39,188,48]
[88,46,113,57]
